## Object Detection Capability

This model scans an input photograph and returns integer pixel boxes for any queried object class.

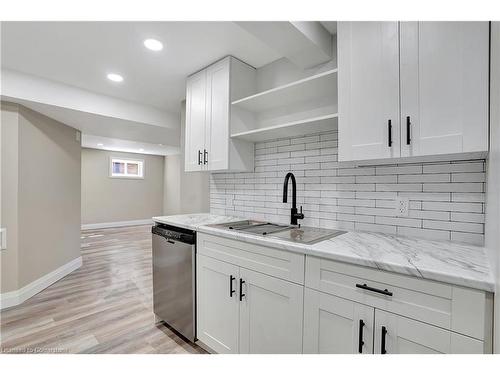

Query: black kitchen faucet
[282,172,305,226]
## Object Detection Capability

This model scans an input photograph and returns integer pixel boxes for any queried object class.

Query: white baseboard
[0,256,82,310]
[81,219,153,230]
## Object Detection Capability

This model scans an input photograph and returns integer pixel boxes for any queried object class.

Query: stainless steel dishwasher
[152,223,196,342]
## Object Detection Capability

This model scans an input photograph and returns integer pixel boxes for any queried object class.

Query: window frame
[109,157,145,179]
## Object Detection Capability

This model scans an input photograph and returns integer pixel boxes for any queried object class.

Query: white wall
[485,21,500,353]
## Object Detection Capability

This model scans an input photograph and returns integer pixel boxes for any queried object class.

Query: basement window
[109,158,144,179]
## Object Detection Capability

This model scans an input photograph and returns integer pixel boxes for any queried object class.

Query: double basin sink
[208,220,346,245]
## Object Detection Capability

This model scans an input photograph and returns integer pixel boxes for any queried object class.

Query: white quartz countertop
[153,214,495,292]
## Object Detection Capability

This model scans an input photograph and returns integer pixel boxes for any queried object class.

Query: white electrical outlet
[395,197,409,217]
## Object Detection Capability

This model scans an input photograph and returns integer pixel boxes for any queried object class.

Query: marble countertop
[153,214,495,292]
[152,213,242,231]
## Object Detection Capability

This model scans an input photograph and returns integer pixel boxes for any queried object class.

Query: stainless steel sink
[213,220,293,235]
[268,227,346,244]
[208,220,346,244]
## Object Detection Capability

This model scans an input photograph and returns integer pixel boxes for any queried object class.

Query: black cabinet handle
[356,283,393,296]
[229,275,236,297]
[198,150,202,165]
[381,326,388,354]
[358,319,365,353]
[239,279,245,301]
[203,149,208,165]
[388,119,392,147]
[406,116,411,145]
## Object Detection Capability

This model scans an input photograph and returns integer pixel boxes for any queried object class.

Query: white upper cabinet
[400,22,489,157]
[184,56,255,172]
[205,59,230,171]
[338,22,401,161]
[185,69,208,171]
[338,21,489,162]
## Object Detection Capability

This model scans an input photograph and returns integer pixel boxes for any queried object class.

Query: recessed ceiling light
[158,143,164,146]
[107,73,123,82]
[139,148,145,152]
[97,143,104,146]
[144,38,163,51]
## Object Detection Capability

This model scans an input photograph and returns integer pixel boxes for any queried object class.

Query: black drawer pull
[229,275,236,297]
[203,149,208,165]
[381,326,388,354]
[239,279,245,301]
[358,319,365,353]
[406,116,411,145]
[198,150,202,165]
[356,283,393,296]
[388,119,392,147]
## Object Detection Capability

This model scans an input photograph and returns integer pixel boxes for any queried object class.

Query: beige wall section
[81,149,164,224]
[163,154,181,215]
[0,103,20,293]
[486,21,500,353]
[17,106,82,287]
[1,102,81,293]
[163,101,209,215]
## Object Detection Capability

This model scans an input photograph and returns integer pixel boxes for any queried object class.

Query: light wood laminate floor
[0,225,206,354]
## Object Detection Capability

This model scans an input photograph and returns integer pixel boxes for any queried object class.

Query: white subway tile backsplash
[376,165,423,175]
[423,162,484,174]
[210,130,487,246]
[421,201,484,213]
[450,212,485,223]
[451,172,486,182]
[423,182,484,192]
[397,227,450,241]
[451,193,485,202]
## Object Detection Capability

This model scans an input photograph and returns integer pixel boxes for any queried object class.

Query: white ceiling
[0,21,282,114]
[82,134,179,156]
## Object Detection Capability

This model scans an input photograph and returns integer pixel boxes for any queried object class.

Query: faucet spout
[282,172,304,226]
[282,172,297,208]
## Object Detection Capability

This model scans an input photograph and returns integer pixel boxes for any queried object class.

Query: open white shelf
[230,113,338,142]
[231,69,338,113]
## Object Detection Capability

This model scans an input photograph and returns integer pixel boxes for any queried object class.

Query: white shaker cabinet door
[185,69,207,171]
[196,255,240,354]
[303,288,374,354]
[338,21,401,161]
[400,21,489,157]
[239,268,304,354]
[373,310,484,354]
[374,310,449,354]
[206,58,230,171]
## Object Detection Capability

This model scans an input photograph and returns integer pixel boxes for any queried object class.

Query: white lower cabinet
[196,253,304,354]
[197,234,492,354]
[303,288,374,354]
[303,289,486,354]
[197,255,240,354]
[373,310,484,354]
[239,268,304,354]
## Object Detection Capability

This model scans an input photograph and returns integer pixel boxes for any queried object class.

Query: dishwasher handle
[152,225,195,245]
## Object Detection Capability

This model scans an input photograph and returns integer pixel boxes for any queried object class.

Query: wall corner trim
[81,219,153,230]
[0,256,83,310]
